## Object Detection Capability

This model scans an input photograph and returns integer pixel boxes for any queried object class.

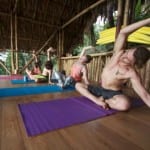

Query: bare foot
[95,97,109,109]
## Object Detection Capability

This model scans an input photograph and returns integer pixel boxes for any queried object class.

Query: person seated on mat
[53,69,67,88]
[26,47,56,84]
[75,18,150,111]
[61,46,95,88]
[30,50,42,75]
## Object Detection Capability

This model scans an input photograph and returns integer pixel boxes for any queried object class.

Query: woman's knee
[119,99,131,111]
[75,82,82,89]
[107,95,131,111]
[75,82,87,90]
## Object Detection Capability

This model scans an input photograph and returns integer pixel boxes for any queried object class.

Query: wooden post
[10,12,15,74]
[123,0,130,26]
[58,30,61,57]
[115,0,124,39]
[58,29,64,70]
[61,30,64,57]
[15,12,18,74]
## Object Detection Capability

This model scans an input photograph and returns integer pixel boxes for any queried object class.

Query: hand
[101,102,110,110]
[32,53,36,57]
[47,47,56,53]
[96,97,110,110]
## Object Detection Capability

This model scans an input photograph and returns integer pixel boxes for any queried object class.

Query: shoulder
[127,67,139,79]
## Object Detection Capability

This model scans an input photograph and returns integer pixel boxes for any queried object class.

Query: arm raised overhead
[114,18,150,52]
[79,46,95,58]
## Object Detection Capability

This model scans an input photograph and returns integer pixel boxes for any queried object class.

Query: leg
[64,76,73,87]
[53,71,64,87]
[75,83,107,109]
[26,68,35,80]
[105,95,131,111]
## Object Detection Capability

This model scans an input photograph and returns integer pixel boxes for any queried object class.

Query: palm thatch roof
[0,0,114,55]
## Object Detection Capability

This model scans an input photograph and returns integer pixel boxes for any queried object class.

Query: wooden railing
[59,51,150,94]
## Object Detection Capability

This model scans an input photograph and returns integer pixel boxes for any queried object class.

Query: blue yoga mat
[0,85,75,98]
[11,79,35,84]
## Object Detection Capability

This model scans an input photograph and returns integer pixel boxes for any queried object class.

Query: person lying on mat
[75,18,150,111]
[62,46,95,88]
[26,47,56,84]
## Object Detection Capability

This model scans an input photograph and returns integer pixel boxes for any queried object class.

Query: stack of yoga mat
[0,75,23,80]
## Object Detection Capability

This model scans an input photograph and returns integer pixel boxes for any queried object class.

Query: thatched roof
[0,0,113,54]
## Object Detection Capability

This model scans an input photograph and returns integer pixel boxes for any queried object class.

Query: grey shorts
[64,76,76,87]
[88,85,122,99]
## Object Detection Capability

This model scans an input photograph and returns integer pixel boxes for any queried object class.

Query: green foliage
[135,0,150,21]
[72,45,83,56]
[83,34,91,46]
[93,23,103,41]
[135,0,142,19]
[0,63,7,74]
[5,50,26,73]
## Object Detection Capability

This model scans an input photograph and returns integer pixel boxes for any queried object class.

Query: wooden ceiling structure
[0,0,109,55]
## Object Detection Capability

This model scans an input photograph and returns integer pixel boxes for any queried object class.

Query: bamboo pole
[123,0,130,26]
[115,0,124,39]
[10,12,15,74]
[58,30,61,56]
[15,12,18,74]
[57,30,61,70]
[61,30,64,57]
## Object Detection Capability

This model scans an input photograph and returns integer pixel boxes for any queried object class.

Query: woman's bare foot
[95,96,109,109]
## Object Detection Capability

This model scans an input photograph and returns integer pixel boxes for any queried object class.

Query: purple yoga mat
[18,96,144,136]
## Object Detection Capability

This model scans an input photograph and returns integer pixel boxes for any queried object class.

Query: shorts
[64,76,76,87]
[87,85,122,99]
